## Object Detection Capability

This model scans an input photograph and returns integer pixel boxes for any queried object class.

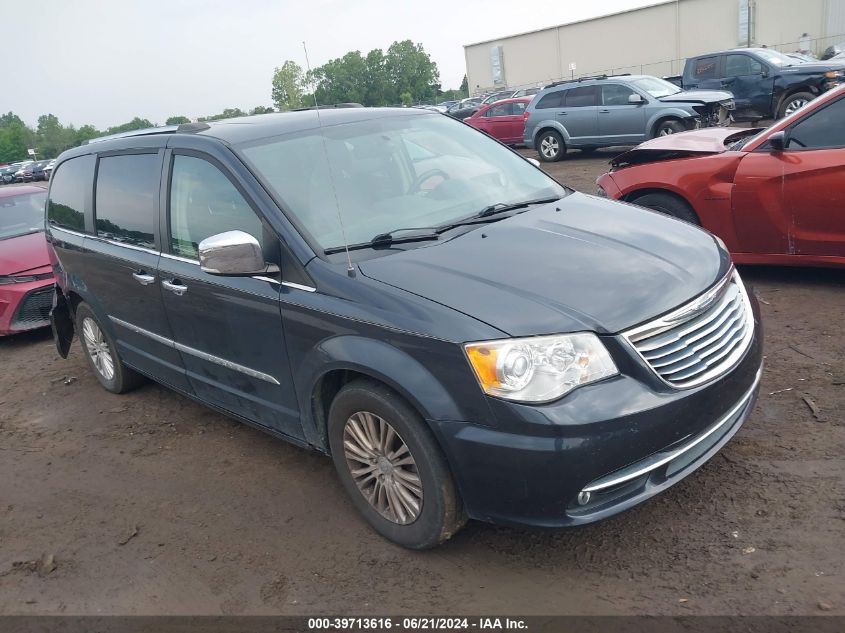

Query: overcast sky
[4,0,657,129]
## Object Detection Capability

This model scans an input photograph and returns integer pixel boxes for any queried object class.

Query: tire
[328,379,466,549]
[75,303,145,394]
[631,192,700,225]
[777,91,814,119]
[536,129,565,162]
[654,119,685,137]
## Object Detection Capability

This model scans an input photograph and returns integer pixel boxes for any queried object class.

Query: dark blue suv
[47,109,762,548]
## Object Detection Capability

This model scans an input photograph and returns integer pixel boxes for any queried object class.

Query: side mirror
[628,94,645,104]
[527,158,540,167]
[768,130,786,151]
[761,70,769,78]
[198,230,266,275]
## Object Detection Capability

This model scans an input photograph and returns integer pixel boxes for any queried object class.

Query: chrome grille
[624,270,754,388]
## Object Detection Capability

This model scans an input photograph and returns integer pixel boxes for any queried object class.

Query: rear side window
[95,154,160,250]
[564,86,599,107]
[788,97,845,149]
[692,56,719,80]
[47,154,95,232]
[535,91,563,109]
[169,155,264,260]
[486,103,512,117]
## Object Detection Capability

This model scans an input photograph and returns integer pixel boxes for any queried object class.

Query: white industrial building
[464,0,845,94]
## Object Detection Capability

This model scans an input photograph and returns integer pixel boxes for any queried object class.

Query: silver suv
[524,74,734,161]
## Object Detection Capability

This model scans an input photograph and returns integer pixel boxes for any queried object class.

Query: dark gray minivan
[47,109,763,549]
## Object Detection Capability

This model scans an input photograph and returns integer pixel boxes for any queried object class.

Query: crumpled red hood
[0,231,51,276]
[611,127,763,168]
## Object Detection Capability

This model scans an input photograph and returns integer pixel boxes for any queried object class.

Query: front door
[157,151,303,439]
[722,54,774,119]
[80,150,190,392]
[780,94,845,257]
[558,85,599,144]
[732,94,845,258]
[598,83,647,144]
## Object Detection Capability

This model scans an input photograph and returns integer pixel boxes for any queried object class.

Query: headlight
[595,186,608,198]
[464,333,618,403]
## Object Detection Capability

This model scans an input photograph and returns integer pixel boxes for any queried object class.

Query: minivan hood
[610,127,762,167]
[0,231,50,276]
[659,89,734,104]
[359,194,728,337]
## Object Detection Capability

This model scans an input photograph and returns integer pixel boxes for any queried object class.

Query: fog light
[577,491,591,506]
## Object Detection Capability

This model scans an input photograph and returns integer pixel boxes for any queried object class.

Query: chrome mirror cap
[198,230,266,275]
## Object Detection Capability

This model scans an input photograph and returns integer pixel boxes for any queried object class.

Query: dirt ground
[1,158,843,617]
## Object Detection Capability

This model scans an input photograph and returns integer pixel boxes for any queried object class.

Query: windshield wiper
[476,196,562,218]
[324,230,439,255]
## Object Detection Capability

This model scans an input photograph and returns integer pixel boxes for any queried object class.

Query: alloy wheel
[540,136,559,158]
[342,411,423,525]
[784,98,809,116]
[82,317,115,381]
[658,126,676,136]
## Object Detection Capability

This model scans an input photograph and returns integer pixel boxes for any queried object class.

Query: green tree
[250,106,275,115]
[460,74,468,96]
[271,60,305,111]
[384,40,439,104]
[75,124,101,145]
[106,117,155,135]
[0,121,30,163]
[310,51,368,105]
[166,115,191,125]
[204,108,246,121]
[36,114,78,158]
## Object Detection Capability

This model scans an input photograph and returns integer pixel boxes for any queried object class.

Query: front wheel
[631,192,700,225]
[536,130,565,162]
[778,92,814,119]
[328,379,466,549]
[655,119,685,137]
[75,303,145,394]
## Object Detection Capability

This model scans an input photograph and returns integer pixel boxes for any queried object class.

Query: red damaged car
[597,84,845,267]
[465,97,533,145]
[0,186,54,335]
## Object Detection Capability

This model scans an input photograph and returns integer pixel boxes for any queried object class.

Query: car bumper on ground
[432,298,763,528]
[0,279,55,336]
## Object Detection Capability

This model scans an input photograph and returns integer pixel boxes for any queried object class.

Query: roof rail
[544,73,632,89]
[291,102,364,111]
[82,121,211,146]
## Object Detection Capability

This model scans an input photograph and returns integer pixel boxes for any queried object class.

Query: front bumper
[0,279,55,335]
[432,297,763,528]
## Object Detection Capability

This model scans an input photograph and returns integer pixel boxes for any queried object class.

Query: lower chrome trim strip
[109,316,280,385]
[582,366,762,494]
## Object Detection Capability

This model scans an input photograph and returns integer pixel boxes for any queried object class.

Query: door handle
[162,279,188,296]
[132,271,156,286]
[557,111,568,115]
[599,109,610,113]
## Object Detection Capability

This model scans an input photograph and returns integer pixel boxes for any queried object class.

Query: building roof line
[463,0,679,48]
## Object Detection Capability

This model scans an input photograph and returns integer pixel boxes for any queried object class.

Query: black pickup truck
[666,47,845,120]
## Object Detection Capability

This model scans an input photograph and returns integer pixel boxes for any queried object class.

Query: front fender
[645,107,697,135]
[296,335,481,450]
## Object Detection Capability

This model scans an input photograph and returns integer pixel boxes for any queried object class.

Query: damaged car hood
[611,127,763,168]
[359,194,729,336]
[659,89,734,104]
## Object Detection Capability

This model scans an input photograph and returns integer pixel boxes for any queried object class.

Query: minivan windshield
[0,190,47,240]
[630,77,682,98]
[240,113,566,253]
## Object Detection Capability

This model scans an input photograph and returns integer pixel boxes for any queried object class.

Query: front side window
[486,103,512,117]
[602,84,637,106]
[95,154,160,249]
[725,54,763,77]
[0,190,47,240]
[563,86,598,108]
[788,97,845,149]
[47,154,95,232]
[239,112,566,253]
[169,155,264,260]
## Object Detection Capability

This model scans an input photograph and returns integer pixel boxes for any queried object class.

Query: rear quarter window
[47,154,95,232]
[692,56,719,80]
